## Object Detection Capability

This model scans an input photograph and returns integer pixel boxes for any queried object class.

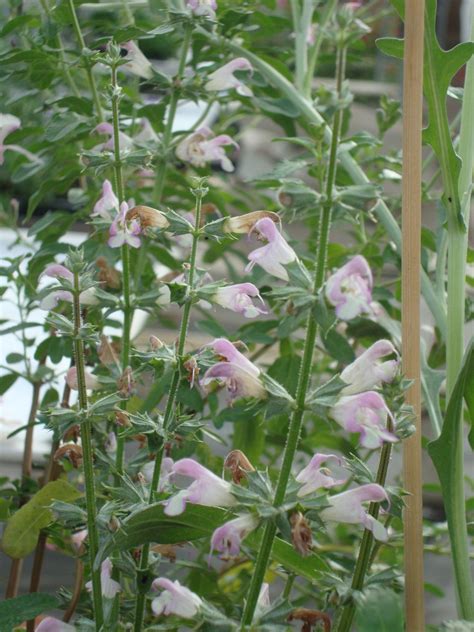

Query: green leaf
[95,504,329,579]
[380,0,474,228]
[2,480,81,558]
[0,373,19,395]
[354,586,404,632]
[0,593,60,632]
[375,37,403,60]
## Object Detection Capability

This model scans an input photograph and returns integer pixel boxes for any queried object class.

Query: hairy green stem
[133,185,205,631]
[153,26,192,204]
[197,30,447,339]
[72,272,103,629]
[240,44,346,629]
[336,441,393,632]
[444,13,474,620]
[66,0,103,121]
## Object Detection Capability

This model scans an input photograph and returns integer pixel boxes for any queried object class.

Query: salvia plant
[0,0,472,631]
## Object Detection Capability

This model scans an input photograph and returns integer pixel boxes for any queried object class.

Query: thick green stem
[443,13,474,620]
[153,26,192,204]
[336,441,393,632]
[66,0,103,121]
[72,272,104,629]
[197,31,447,339]
[133,186,205,632]
[240,44,346,629]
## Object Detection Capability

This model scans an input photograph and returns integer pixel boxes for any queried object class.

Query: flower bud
[223,210,279,234]
[54,443,83,468]
[115,409,131,427]
[290,512,313,557]
[149,335,163,350]
[224,449,255,484]
[126,205,170,229]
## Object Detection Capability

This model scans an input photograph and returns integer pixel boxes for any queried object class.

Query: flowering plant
[0,1,472,631]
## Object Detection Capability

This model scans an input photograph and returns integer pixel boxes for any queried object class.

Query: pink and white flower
[86,558,121,599]
[212,283,267,318]
[255,583,271,620]
[176,126,239,172]
[35,618,76,632]
[151,578,202,618]
[134,118,159,143]
[246,217,297,281]
[325,255,373,320]
[71,528,88,552]
[295,453,346,497]
[121,41,153,79]
[0,113,41,165]
[142,456,174,492]
[210,513,258,557]
[330,391,397,449]
[108,201,142,248]
[94,122,134,152]
[39,263,98,310]
[92,179,119,220]
[205,58,253,96]
[201,338,266,401]
[340,340,399,395]
[187,0,217,17]
[320,483,390,541]
[66,366,101,391]
[164,458,237,516]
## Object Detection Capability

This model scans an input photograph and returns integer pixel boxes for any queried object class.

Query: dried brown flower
[224,450,255,484]
[290,512,313,556]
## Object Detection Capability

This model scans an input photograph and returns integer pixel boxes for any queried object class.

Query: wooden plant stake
[402,1,426,630]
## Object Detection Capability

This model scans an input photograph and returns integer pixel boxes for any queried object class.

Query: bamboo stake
[402,1,425,630]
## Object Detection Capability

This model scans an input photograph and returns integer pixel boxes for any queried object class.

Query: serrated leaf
[2,480,81,558]
[0,593,60,632]
[354,586,404,632]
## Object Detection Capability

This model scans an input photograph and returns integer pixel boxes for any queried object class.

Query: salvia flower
[223,210,280,234]
[121,41,153,79]
[36,618,76,632]
[246,217,297,281]
[0,113,41,165]
[210,513,258,557]
[86,558,121,599]
[205,58,253,96]
[340,340,399,395]
[201,338,266,401]
[108,201,142,248]
[92,179,119,220]
[66,366,100,391]
[164,458,237,516]
[39,264,97,310]
[212,283,267,318]
[142,456,174,492]
[325,255,373,320]
[295,453,345,497]
[151,578,202,618]
[94,122,134,152]
[176,126,239,172]
[126,205,170,230]
[320,483,390,541]
[187,0,217,17]
[330,391,397,449]
[254,583,271,620]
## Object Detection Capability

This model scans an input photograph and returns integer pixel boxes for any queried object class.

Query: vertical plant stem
[132,184,205,632]
[336,442,393,632]
[240,43,346,629]
[304,0,338,97]
[153,26,192,204]
[443,12,474,620]
[72,271,104,630]
[66,0,104,121]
